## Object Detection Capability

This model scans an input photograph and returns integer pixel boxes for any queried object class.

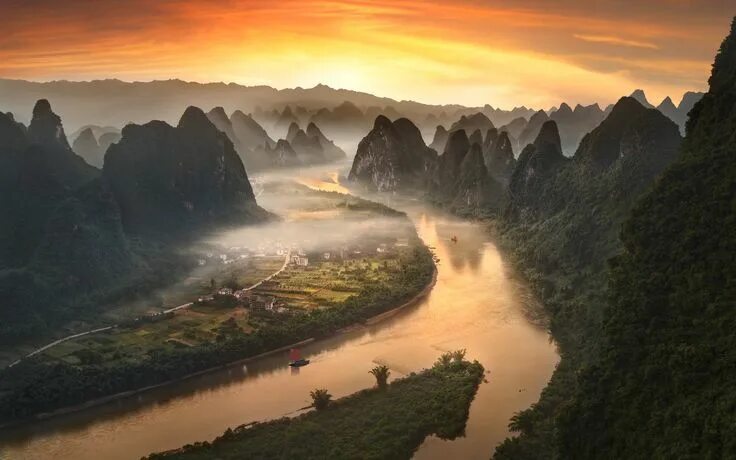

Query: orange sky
[1,0,732,108]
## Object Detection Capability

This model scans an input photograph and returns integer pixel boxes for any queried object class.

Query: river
[0,167,558,460]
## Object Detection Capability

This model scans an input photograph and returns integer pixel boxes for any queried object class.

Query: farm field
[35,183,418,369]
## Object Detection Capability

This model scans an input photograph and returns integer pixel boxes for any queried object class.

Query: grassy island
[148,353,484,460]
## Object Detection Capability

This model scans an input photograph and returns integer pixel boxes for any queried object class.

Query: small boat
[289,348,310,367]
[451,236,458,243]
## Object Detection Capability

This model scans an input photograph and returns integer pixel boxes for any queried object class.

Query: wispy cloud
[0,0,727,107]
[573,34,659,49]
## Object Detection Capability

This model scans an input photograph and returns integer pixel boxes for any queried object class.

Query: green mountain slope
[557,18,736,458]
[495,17,736,459]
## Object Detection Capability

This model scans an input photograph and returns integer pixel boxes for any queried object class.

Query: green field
[39,248,408,367]
[35,184,415,368]
[0,182,435,425]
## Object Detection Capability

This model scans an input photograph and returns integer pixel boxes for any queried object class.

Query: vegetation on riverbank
[147,352,483,460]
[494,18,736,459]
[0,192,435,426]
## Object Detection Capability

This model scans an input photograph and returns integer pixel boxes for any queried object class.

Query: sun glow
[0,0,727,107]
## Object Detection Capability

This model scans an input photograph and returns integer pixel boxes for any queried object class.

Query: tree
[369,365,391,389]
[224,274,240,290]
[310,388,332,411]
[434,349,467,370]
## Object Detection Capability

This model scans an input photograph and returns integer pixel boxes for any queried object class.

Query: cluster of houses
[215,287,284,313]
[196,236,410,268]
[196,241,291,267]
[288,238,410,267]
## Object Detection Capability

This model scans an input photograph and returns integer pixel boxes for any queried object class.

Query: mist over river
[0,165,558,460]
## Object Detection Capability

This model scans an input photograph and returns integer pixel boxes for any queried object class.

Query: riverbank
[0,195,558,460]
[0,244,437,429]
[147,354,484,460]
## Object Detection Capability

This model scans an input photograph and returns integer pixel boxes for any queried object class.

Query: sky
[1,0,733,108]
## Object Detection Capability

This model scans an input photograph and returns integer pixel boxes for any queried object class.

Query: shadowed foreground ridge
[495,17,736,459]
[558,17,736,458]
[148,355,483,460]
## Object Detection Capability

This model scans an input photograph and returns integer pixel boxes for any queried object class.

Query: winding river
[0,167,558,460]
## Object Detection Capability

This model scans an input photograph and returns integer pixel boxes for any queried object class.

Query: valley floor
[0,183,436,429]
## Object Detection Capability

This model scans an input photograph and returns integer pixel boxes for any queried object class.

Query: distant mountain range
[205,107,345,171]
[0,79,701,157]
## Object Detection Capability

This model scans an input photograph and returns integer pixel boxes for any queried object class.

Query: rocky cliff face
[575,97,682,175]
[428,129,471,196]
[282,121,346,164]
[26,99,99,188]
[0,101,99,268]
[275,105,300,135]
[518,110,549,149]
[451,143,503,213]
[468,129,483,147]
[306,122,346,161]
[98,131,122,152]
[449,112,494,134]
[629,89,653,108]
[207,107,240,148]
[264,139,301,167]
[484,131,516,185]
[72,127,105,168]
[227,113,343,171]
[348,116,436,191]
[288,123,325,163]
[655,96,678,124]
[549,102,606,156]
[482,128,498,154]
[230,109,276,171]
[231,110,275,150]
[429,125,449,152]
[508,120,568,218]
[104,106,268,236]
[0,111,28,155]
[429,112,495,152]
[628,89,704,133]
[678,91,705,115]
[499,116,527,151]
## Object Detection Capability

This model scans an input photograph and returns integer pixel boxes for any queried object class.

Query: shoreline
[0,263,438,430]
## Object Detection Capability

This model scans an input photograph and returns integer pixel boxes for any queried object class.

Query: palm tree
[310,388,332,411]
[369,365,391,389]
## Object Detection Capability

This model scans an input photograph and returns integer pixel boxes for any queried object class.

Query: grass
[43,250,405,366]
[148,354,484,460]
[256,255,403,310]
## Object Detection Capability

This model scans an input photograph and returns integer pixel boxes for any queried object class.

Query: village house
[234,290,250,300]
[250,295,275,311]
[291,255,309,266]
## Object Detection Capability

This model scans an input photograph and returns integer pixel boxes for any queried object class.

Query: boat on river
[289,348,310,367]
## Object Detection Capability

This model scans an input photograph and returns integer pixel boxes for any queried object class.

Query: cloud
[0,0,729,108]
[573,34,660,49]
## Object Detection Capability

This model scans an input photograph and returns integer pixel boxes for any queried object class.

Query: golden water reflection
[0,170,558,460]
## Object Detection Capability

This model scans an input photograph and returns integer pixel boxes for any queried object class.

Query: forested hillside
[495,17,736,459]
